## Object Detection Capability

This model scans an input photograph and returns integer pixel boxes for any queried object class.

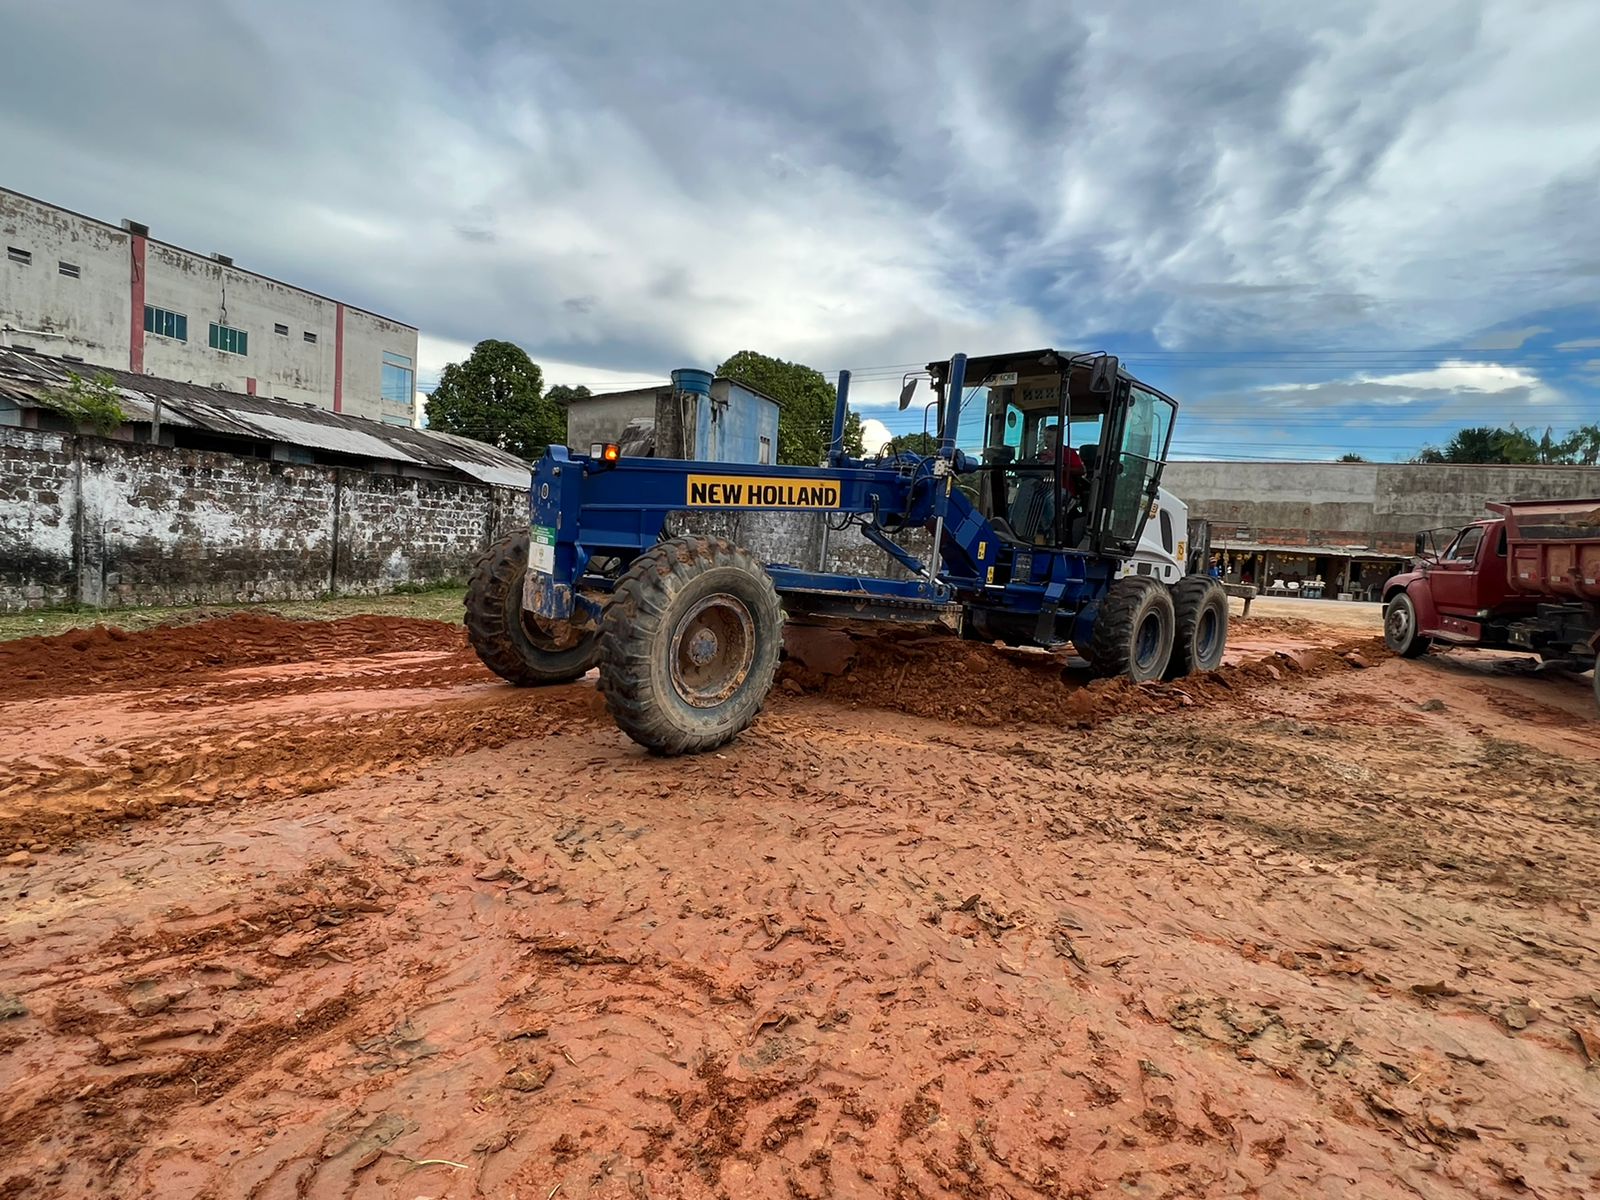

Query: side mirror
[1090,355,1119,394]
[898,377,918,410]
[1414,532,1427,557]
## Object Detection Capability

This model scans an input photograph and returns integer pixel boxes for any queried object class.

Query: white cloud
[859,418,892,454]
[416,333,662,394]
[1556,338,1600,351]
[4,0,1600,401]
[1256,360,1560,409]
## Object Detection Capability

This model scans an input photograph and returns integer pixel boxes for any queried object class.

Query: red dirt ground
[1,611,1598,1199]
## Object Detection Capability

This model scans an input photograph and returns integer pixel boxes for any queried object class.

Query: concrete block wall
[1163,461,1600,551]
[0,426,524,612]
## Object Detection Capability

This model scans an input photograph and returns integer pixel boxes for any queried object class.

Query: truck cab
[1384,517,1545,649]
[1384,501,1600,710]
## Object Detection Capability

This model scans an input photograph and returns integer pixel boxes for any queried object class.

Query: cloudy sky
[5,0,1599,459]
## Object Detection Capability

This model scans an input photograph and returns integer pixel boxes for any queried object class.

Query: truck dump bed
[1489,498,1600,602]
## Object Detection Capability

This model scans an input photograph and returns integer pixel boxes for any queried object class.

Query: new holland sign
[685,475,841,508]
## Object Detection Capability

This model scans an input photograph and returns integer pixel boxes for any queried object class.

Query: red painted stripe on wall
[333,303,345,413]
[129,234,146,374]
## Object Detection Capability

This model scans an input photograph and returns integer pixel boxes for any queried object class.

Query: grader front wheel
[1089,575,1176,682]
[599,536,783,755]
[464,530,600,685]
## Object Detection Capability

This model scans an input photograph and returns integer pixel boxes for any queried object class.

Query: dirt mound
[1231,614,1329,640]
[778,628,1390,728]
[0,613,467,701]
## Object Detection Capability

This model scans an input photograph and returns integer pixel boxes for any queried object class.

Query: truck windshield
[1445,526,1484,561]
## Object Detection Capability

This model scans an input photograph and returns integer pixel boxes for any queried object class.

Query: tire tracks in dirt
[2,614,1599,1198]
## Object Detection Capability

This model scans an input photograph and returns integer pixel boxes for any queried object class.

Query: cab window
[1445,526,1484,562]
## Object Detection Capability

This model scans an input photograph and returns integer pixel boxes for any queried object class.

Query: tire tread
[464,530,598,685]
[599,536,781,754]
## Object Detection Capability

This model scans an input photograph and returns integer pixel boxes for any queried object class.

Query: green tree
[426,339,561,459]
[543,383,592,410]
[715,350,839,466]
[1413,425,1539,465]
[884,431,940,457]
[842,410,866,458]
[1337,452,1366,462]
[1565,424,1600,465]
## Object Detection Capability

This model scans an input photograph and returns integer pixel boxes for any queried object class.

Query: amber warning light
[589,442,621,466]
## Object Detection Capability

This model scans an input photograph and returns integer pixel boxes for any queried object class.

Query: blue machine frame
[525,353,1171,647]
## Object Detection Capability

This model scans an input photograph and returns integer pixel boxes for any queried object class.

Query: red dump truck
[1382,497,1600,710]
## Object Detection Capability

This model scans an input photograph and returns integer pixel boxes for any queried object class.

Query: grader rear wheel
[599,536,783,755]
[464,530,600,685]
[1167,575,1228,678]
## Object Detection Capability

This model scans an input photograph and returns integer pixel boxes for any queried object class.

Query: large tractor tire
[1089,575,1176,682]
[1167,575,1228,678]
[599,536,783,755]
[1383,590,1432,658]
[465,530,600,685]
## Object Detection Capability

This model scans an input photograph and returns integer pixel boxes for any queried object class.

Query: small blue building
[566,372,781,464]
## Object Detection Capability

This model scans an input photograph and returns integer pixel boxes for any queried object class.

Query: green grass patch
[0,585,468,643]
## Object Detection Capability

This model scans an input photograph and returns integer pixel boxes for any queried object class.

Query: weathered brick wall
[335,474,494,594]
[78,440,338,607]
[490,488,527,539]
[0,427,530,612]
[0,429,77,610]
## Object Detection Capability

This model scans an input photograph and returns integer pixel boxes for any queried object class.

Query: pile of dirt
[778,628,1390,728]
[0,613,468,701]
[1230,614,1331,640]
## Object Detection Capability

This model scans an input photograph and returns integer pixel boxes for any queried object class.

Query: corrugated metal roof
[0,348,531,487]
[1212,539,1406,558]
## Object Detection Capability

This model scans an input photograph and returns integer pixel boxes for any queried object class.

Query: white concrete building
[0,187,418,426]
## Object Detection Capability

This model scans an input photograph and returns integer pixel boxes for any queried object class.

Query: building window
[144,305,188,341]
[304,331,318,344]
[7,246,31,265]
[58,261,80,278]
[381,350,414,410]
[758,436,772,464]
[274,323,289,336]
[209,322,248,356]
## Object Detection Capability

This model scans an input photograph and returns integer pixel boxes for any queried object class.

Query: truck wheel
[1089,576,1175,682]
[1167,575,1228,677]
[465,530,600,685]
[1383,591,1433,658]
[599,536,782,754]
